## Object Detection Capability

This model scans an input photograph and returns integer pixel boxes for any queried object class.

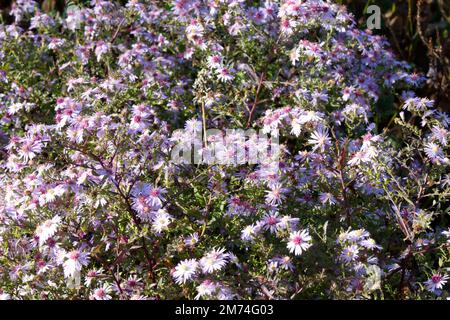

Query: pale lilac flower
[271,256,295,271]
[147,186,167,207]
[347,229,370,242]
[265,183,288,206]
[17,134,43,162]
[424,142,444,162]
[360,238,382,250]
[262,212,281,234]
[431,126,448,146]
[425,273,449,295]
[241,224,258,241]
[184,233,199,247]
[340,245,359,263]
[297,110,324,124]
[94,41,109,62]
[308,126,331,152]
[442,229,450,243]
[319,192,336,205]
[280,19,297,35]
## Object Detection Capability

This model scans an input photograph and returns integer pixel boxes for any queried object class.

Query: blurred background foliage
[1,0,449,114]
[343,0,450,114]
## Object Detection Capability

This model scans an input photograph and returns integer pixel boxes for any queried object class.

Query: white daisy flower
[287,229,312,256]
[35,216,61,246]
[173,259,198,284]
[199,248,229,274]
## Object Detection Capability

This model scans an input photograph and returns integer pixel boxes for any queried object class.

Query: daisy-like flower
[216,67,234,82]
[0,293,11,300]
[185,119,203,133]
[241,224,258,241]
[215,285,236,300]
[319,192,336,205]
[207,54,222,69]
[129,114,148,132]
[94,41,109,62]
[308,126,331,152]
[17,134,44,162]
[91,283,112,300]
[271,256,295,271]
[340,245,359,263]
[347,229,370,242]
[151,209,172,233]
[195,279,218,300]
[8,102,24,114]
[131,195,154,219]
[126,275,142,291]
[84,268,103,287]
[424,142,445,162]
[277,215,300,230]
[347,151,364,166]
[425,273,449,295]
[184,232,199,247]
[360,238,382,250]
[173,259,198,284]
[280,18,297,35]
[287,229,312,256]
[262,212,281,234]
[41,185,66,205]
[265,183,288,206]
[289,47,300,66]
[298,110,324,124]
[63,250,90,279]
[431,126,448,146]
[199,247,229,274]
[35,215,61,246]
[147,185,167,207]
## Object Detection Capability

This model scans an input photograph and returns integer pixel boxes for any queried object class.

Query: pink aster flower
[63,250,90,279]
[216,67,234,82]
[147,185,167,207]
[287,229,312,256]
[262,212,281,234]
[265,183,288,206]
[17,134,43,162]
[425,273,449,295]
[91,283,112,300]
[207,54,222,69]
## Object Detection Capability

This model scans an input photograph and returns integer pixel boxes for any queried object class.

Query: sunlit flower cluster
[0,0,449,300]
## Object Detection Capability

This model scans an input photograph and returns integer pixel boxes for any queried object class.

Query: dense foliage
[0,0,449,300]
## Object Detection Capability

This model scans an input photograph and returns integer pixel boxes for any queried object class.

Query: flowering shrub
[0,0,449,300]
